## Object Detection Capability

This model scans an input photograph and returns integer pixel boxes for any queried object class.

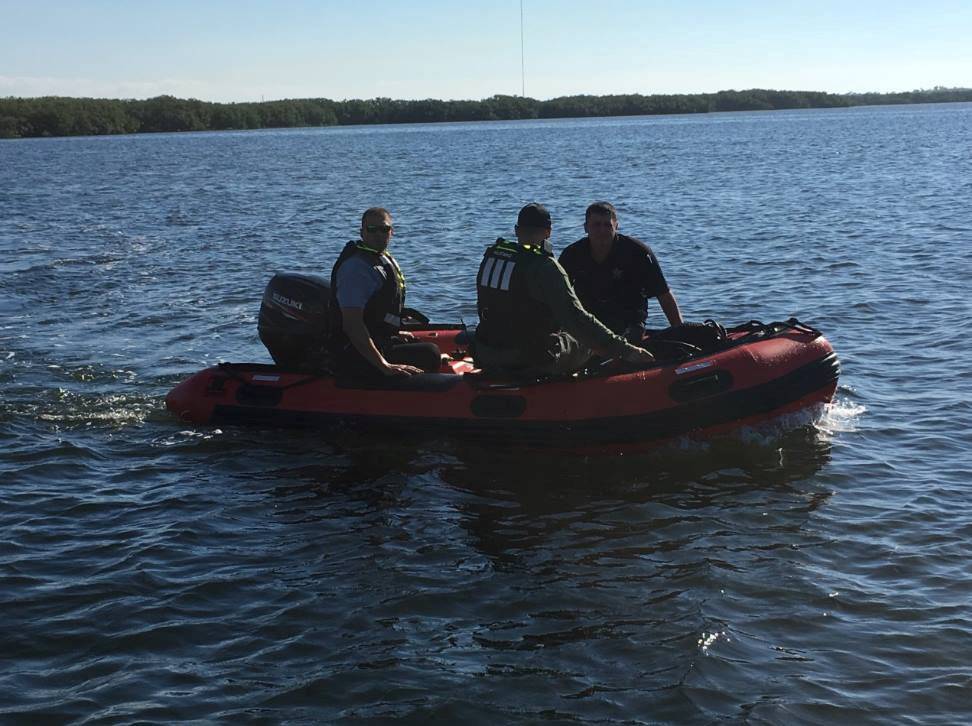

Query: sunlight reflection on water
[2,103,971,723]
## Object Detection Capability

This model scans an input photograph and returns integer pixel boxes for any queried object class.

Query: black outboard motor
[257,273,332,371]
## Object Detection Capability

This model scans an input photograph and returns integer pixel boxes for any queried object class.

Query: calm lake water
[2,103,971,723]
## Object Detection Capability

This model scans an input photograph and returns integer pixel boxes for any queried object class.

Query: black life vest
[329,241,405,350]
[475,238,558,358]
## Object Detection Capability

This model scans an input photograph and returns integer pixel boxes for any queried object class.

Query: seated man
[559,201,682,342]
[474,203,655,375]
[328,207,441,377]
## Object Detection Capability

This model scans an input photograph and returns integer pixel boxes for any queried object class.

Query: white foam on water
[154,428,224,447]
[698,630,730,655]
[35,392,155,427]
[816,398,867,435]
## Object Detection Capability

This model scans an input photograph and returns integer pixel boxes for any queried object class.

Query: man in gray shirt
[329,208,441,377]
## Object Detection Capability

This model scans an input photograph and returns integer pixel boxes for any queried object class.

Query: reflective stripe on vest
[479,257,517,291]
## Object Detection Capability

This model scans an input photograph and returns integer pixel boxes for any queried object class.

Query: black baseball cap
[516,202,552,229]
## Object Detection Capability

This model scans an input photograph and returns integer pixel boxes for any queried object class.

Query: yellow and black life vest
[329,241,405,350]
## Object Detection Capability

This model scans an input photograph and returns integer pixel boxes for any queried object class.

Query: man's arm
[341,307,421,376]
[557,244,577,283]
[630,239,682,328]
[658,290,683,327]
[534,258,652,361]
[334,258,421,376]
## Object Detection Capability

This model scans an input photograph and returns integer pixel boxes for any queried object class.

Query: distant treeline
[2,87,971,139]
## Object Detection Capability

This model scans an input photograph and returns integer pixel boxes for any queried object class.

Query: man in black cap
[559,201,682,342]
[474,203,656,375]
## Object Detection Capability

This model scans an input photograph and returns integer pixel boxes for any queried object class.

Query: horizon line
[3,85,970,105]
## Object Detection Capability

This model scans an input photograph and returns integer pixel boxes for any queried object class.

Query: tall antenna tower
[520,0,525,96]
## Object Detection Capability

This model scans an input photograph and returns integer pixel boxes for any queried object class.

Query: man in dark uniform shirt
[559,201,682,342]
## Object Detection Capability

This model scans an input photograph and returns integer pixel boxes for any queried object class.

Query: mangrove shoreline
[1,87,970,139]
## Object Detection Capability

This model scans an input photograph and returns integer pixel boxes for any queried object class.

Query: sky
[1,0,970,102]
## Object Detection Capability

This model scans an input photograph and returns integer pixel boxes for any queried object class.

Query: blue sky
[2,0,969,101]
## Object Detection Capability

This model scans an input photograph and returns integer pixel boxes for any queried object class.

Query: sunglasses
[365,224,393,233]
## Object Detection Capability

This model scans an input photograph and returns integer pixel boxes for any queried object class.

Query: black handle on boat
[400,307,430,325]
[641,339,702,362]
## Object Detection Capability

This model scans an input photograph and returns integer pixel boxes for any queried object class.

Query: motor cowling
[257,273,332,371]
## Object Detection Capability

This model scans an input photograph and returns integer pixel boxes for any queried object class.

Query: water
[2,103,971,723]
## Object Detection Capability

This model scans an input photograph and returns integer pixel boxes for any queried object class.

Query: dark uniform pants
[474,332,591,376]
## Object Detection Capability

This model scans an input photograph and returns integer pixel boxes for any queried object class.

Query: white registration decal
[675,360,714,376]
[252,374,281,382]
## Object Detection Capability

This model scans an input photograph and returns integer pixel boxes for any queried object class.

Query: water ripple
[2,104,972,722]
